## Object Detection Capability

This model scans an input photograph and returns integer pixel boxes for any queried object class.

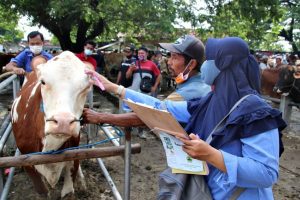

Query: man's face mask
[200,60,220,85]
[84,49,93,56]
[29,45,43,55]
[174,60,192,84]
[138,55,145,61]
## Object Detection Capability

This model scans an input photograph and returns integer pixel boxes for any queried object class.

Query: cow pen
[0,74,142,200]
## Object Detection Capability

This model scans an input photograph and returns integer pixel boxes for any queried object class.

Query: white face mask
[29,45,43,55]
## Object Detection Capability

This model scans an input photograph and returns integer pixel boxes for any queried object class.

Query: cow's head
[35,51,92,150]
[273,65,297,94]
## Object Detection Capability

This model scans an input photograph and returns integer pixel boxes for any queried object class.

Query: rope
[26,135,122,156]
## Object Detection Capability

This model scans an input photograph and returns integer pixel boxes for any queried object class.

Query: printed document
[123,99,209,175]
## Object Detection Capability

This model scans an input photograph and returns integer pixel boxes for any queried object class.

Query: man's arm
[5,62,25,75]
[126,64,135,79]
[82,108,145,127]
[153,74,161,89]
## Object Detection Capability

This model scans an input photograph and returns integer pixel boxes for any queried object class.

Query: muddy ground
[0,90,299,200]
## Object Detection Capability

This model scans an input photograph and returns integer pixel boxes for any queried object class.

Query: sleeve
[10,50,26,67]
[152,62,161,76]
[215,129,279,190]
[124,89,190,122]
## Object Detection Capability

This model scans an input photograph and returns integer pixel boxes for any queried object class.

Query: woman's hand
[179,133,226,172]
[180,133,213,161]
[85,69,118,93]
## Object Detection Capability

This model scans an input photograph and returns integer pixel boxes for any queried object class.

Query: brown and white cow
[11,51,92,198]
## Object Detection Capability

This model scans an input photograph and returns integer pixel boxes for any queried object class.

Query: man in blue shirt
[5,31,53,75]
[159,35,210,101]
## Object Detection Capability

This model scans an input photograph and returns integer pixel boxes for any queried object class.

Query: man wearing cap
[159,35,210,101]
[116,46,136,88]
[82,35,211,135]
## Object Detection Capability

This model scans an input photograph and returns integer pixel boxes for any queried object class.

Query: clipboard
[123,99,189,139]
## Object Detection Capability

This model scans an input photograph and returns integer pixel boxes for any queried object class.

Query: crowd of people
[255,52,300,70]
[4,30,293,199]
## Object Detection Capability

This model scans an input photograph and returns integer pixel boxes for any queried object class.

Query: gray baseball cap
[159,35,205,64]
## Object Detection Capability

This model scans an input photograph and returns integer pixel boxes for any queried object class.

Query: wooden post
[0,144,141,168]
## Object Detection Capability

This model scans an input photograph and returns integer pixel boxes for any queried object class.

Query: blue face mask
[84,49,93,56]
[200,60,220,85]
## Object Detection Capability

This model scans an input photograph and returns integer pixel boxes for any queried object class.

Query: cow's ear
[82,61,95,71]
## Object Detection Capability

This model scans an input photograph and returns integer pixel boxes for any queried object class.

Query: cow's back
[261,67,282,98]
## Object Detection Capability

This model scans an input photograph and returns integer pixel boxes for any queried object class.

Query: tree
[0,0,193,52]
[279,0,300,53]
[0,5,23,44]
[196,0,285,50]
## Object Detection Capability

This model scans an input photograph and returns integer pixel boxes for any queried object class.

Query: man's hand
[13,67,25,75]
[82,108,102,124]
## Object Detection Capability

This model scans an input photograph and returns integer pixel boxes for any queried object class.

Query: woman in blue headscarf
[84,37,286,199]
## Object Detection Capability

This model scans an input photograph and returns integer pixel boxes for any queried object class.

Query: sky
[18,16,52,40]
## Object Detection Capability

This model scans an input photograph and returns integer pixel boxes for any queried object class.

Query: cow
[104,52,124,79]
[260,67,284,99]
[11,51,92,198]
[274,65,300,103]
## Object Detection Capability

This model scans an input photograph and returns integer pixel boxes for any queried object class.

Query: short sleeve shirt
[11,49,53,72]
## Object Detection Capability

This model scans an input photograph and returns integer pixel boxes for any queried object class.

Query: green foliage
[0,0,190,51]
[0,5,23,43]
[199,0,285,50]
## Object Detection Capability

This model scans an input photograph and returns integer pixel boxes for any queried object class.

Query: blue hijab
[185,37,286,149]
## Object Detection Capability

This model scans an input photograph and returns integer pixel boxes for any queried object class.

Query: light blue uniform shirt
[11,49,53,72]
[176,73,210,100]
[124,89,279,200]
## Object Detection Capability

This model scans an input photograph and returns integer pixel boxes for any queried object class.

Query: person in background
[5,31,53,75]
[116,45,136,88]
[274,55,284,68]
[126,46,161,97]
[75,40,97,70]
[84,37,286,199]
[259,55,269,70]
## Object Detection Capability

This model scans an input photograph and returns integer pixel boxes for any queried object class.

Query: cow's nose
[47,113,78,136]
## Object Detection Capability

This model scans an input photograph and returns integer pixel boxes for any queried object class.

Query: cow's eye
[41,80,46,85]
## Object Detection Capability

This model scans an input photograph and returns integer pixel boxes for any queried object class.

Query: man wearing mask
[5,31,53,75]
[76,40,97,70]
[116,45,136,88]
[159,35,210,101]
[126,46,161,96]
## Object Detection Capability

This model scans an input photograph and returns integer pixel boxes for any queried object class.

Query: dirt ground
[1,92,300,200]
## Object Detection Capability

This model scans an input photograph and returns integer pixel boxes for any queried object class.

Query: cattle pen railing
[0,74,141,200]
